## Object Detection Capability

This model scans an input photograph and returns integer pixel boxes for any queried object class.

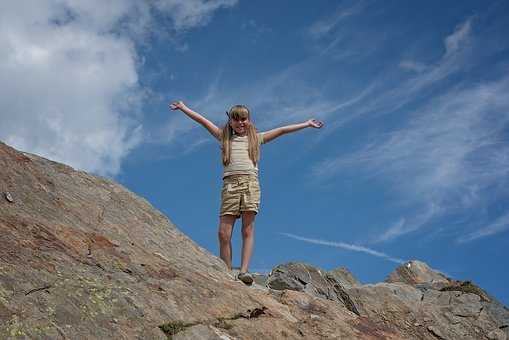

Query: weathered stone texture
[1,141,508,339]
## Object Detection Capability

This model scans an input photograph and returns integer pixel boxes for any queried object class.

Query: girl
[169,101,323,285]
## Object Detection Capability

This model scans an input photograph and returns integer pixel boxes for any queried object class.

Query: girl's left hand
[169,101,186,111]
[308,119,324,128]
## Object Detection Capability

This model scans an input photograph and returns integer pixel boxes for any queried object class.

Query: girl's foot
[237,272,254,285]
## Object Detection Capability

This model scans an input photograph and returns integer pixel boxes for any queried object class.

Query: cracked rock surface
[1,141,508,339]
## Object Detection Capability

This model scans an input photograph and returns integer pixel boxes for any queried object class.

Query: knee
[218,228,232,243]
[241,225,254,239]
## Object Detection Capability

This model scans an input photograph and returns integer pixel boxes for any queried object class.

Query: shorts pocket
[229,182,248,194]
[248,179,260,192]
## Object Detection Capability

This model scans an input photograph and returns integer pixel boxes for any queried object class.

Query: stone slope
[0,142,389,339]
[1,141,507,340]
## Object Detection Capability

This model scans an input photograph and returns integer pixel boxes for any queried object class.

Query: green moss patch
[159,321,195,339]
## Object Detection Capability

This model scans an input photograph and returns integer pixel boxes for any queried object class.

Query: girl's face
[229,116,250,136]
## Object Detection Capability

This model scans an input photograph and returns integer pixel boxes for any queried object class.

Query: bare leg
[240,211,256,273]
[218,215,236,270]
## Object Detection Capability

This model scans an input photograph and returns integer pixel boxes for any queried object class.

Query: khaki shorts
[220,175,261,217]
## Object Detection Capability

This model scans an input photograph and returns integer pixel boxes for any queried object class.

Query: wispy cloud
[304,17,477,141]
[399,60,428,73]
[373,204,440,243]
[241,19,272,43]
[399,19,472,96]
[314,73,509,191]
[358,18,475,117]
[313,73,509,241]
[163,56,375,139]
[153,0,238,31]
[307,1,365,39]
[445,19,472,57]
[280,232,405,264]
[307,1,383,60]
[154,68,232,147]
[457,211,509,243]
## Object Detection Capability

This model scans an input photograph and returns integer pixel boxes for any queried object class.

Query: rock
[386,260,450,286]
[437,281,509,338]
[427,325,446,339]
[1,140,508,340]
[0,141,305,339]
[267,262,312,291]
[488,328,508,340]
[327,267,360,287]
[0,141,390,339]
[440,280,491,302]
[346,282,423,317]
[451,293,482,317]
[485,300,509,333]
[267,262,360,315]
[344,278,509,340]
[252,273,268,286]
[172,324,231,340]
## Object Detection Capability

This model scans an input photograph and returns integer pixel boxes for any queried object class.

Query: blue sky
[1,1,508,305]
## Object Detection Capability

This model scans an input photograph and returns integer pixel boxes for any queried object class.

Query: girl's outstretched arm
[262,119,323,143]
[169,101,221,140]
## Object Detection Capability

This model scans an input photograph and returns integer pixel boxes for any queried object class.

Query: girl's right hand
[169,101,186,111]
[307,119,324,128]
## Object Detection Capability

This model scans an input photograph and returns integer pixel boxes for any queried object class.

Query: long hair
[221,105,260,166]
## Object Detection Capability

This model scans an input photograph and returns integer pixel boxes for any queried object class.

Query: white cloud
[0,0,236,176]
[281,232,405,264]
[458,212,509,243]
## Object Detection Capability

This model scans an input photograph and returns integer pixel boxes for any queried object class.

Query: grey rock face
[267,262,360,315]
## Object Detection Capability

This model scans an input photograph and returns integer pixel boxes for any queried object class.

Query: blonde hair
[221,105,260,166]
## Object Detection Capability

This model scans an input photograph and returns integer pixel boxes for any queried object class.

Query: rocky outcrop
[265,260,509,340]
[1,140,507,339]
[385,260,450,288]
